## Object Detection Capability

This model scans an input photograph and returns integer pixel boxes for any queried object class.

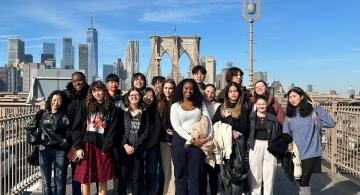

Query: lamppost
[242,0,261,90]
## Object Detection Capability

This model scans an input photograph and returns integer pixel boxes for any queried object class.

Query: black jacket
[248,111,281,150]
[122,109,150,151]
[159,102,173,143]
[63,82,89,148]
[26,110,70,150]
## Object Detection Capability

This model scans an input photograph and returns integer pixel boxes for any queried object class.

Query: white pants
[160,142,175,195]
[249,140,277,195]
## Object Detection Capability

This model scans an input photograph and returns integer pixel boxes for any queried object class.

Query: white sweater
[170,102,212,141]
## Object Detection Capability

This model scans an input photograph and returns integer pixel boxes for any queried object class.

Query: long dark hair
[45,90,69,113]
[157,79,176,116]
[220,82,243,118]
[286,87,313,118]
[131,72,147,91]
[86,81,111,114]
[172,79,203,109]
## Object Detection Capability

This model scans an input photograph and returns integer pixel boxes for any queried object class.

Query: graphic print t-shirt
[128,111,141,146]
[86,112,109,134]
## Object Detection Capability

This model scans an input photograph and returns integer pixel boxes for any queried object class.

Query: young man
[106,73,125,110]
[191,65,207,93]
[151,76,166,97]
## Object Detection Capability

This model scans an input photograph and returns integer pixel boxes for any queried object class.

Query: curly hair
[172,79,203,109]
[124,88,143,111]
[45,90,69,113]
[86,81,111,114]
[286,87,313,118]
[157,79,176,116]
[220,82,243,119]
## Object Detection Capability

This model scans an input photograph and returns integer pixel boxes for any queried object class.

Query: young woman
[249,80,285,124]
[158,79,176,195]
[191,65,207,93]
[212,82,249,195]
[283,87,334,195]
[248,95,281,195]
[120,88,150,195]
[144,87,164,195]
[73,81,118,195]
[64,71,89,195]
[27,90,70,195]
[170,79,212,195]
[202,84,221,195]
[131,72,147,92]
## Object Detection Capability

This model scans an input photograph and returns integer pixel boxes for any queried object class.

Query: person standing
[170,79,212,195]
[64,71,89,195]
[27,90,70,195]
[158,79,176,195]
[248,95,281,195]
[191,65,207,93]
[284,87,334,195]
[73,81,118,195]
[119,88,150,195]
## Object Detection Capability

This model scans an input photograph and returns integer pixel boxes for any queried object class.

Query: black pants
[112,147,122,195]
[299,157,321,187]
[171,132,205,195]
[203,163,220,195]
[118,149,145,195]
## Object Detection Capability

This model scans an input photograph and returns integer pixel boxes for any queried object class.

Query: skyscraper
[253,72,267,83]
[114,58,126,89]
[200,56,216,84]
[79,44,88,79]
[103,64,113,82]
[24,54,33,63]
[87,17,98,82]
[8,38,25,67]
[124,40,139,88]
[43,42,56,67]
[61,37,74,69]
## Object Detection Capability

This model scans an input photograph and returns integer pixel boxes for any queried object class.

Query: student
[158,79,176,195]
[191,65,207,93]
[131,72,147,92]
[248,95,281,195]
[170,79,212,195]
[283,87,334,195]
[202,84,221,195]
[144,87,164,195]
[73,81,118,195]
[64,71,89,195]
[249,80,285,124]
[106,73,125,110]
[27,90,70,195]
[212,82,249,195]
[151,76,166,97]
[120,88,150,195]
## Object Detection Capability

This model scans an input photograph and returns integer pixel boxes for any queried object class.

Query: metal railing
[0,105,41,194]
[318,99,360,178]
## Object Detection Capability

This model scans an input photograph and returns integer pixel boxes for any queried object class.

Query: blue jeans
[39,149,67,195]
[145,143,164,195]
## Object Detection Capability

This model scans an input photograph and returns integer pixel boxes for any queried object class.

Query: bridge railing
[317,99,360,178]
[0,105,41,194]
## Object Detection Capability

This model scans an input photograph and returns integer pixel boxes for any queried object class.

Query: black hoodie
[63,82,89,149]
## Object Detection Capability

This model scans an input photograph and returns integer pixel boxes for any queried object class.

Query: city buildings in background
[271,80,284,93]
[43,42,56,68]
[200,56,216,85]
[102,64,113,82]
[253,71,267,84]
[8,38,25,67]
[61,37,74,69]
[349,85,355,98]
[79,44,88,79]
[87,17,98,83]
[124,40,139,89]
[24,54,33,63]
[114,58,126,89]
[22,63,46,92]
[307,84,313,92]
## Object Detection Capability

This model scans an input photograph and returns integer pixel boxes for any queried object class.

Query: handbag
[287,117,303,180]
[27,147,39,166]
[25,110,44,145]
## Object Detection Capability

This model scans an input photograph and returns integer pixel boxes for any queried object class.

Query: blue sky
[0,0,359,95]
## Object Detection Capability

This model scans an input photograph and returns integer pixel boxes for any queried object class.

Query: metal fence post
[330,100,338,174]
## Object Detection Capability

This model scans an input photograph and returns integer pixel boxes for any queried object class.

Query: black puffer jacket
[63,82,89,148]
[248,111,281,150]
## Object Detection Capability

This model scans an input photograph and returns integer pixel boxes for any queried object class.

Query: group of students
[26,65,335,195]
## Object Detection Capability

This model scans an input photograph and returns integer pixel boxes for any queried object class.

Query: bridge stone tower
[149,35,200,83]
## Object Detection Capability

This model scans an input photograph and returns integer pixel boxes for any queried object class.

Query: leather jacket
[27,110,70,149]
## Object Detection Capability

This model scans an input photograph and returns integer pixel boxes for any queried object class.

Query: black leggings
[299,157,321,187]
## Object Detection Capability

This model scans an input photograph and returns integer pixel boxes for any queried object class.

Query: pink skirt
[74,142,114,183]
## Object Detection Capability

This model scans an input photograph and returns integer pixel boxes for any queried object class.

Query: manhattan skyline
[0,0,359,95]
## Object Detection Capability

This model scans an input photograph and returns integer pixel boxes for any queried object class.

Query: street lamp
[242,0,261,90]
